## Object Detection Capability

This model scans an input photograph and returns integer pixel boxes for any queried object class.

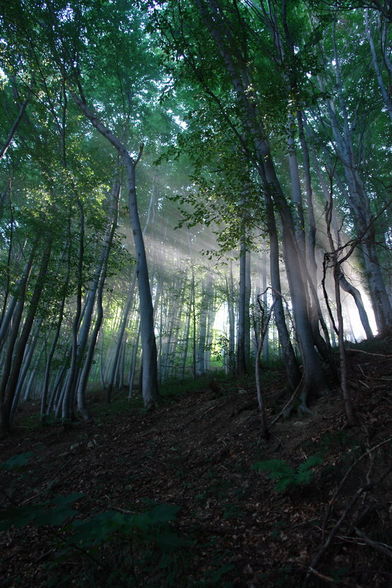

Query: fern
[0,493,83,531]
[1,451,33,470]
[252,455,323,492]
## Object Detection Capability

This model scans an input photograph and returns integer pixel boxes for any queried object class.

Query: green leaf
[156,530,192,552]
[297,455,323,472]
[252,459,295,478]
[0,493,83,531]
[1,452,33,470]
[71,510,129,546]
[147,503,181,525]
[253,457,323,492]
[295,455,323,486]
[274,478,295,493]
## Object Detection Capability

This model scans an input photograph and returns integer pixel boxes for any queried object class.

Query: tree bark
[75,180,120,416]
[319,26,392,333]
[365,10,392,121]
[0,98,29,160]
[0,242,52,436]
[237,235,250,375]
[196,276,211,375]
[195,0,327,407]
[72,94,159,409]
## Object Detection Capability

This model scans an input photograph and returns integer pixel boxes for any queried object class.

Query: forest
[0,0,392,586]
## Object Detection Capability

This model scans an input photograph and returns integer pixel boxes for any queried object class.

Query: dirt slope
[1,344,392,587]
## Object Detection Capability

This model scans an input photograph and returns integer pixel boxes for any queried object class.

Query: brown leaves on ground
[1,342,392,587]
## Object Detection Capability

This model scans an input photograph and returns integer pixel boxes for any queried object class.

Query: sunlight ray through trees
[0,0,390,433]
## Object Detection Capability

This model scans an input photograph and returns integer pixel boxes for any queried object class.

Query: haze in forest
[0,0,391,434]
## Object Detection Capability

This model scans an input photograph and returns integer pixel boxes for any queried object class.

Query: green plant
[0,493,83,531]
[222,503,244,520]
[0,451,33,470]
[0,489,190,586]
[252,455,323,492]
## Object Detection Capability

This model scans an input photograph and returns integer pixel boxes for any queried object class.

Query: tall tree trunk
[319,26,392,333]
[107,276,136,402]
[265,193,301,391]
[0,249,36,354]
[365,10,392,121]
[181,277,192,379]
[73,95,159,409]
[196,277,210,376]
[0,97,29,160]
[191,269,197,378]
[40,309,65,422]
[0,242,52,436]
[226,264,236,375]
[237,235,250,375]
[195,0,326,406]
[76,180,120,416]
[128,320,141,398]
[10,318,42,422]
[61,201,85,421]
[325,187,356,425]
[338,272,374,340]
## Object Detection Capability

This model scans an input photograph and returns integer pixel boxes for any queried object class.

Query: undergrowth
[252,455,323,493]
[0,453,191,587]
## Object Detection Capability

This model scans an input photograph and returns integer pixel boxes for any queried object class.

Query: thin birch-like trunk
[365,11,392,121]
[0,242,52,435]
[73,95,159,409]
[195,0,326,407]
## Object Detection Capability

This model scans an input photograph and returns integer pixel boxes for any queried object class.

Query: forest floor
[1,338,392,587]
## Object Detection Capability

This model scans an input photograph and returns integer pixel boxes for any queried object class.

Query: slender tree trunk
[41,217,72,421]
[205,287,217,372]
[287,116,306,255]
[319,27,392,333]
[196,276,211,376]
[181,279,192,379]
[196,0,326,406]
[0,248,36,354]
[107,276,136,402]
[338,272,373,340]
[365,10,392,121]
[76,180,120,416]
[191,269,197,378]
[0,242,52,436]
[255,294,276,440]
[325,188,356,425]
[10,319,42,422]
[128,320,141,398]
[261,256,269,362]
[72,95,159,409]
[41,312,65,422]
[226,264,236,375]
[61,202,85,421]
[77,295,103,420]
[170,277,187,379]
[265,194,301,390]
[0,98,29,160]
[237,236,250,375]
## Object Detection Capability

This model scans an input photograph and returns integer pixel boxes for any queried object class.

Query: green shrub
[0,493,83,530]
[0,464,189,587]
[0,451,33,470]
[252,455,323,492]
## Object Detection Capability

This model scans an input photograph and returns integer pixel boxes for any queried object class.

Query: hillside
[1,340,392,587]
